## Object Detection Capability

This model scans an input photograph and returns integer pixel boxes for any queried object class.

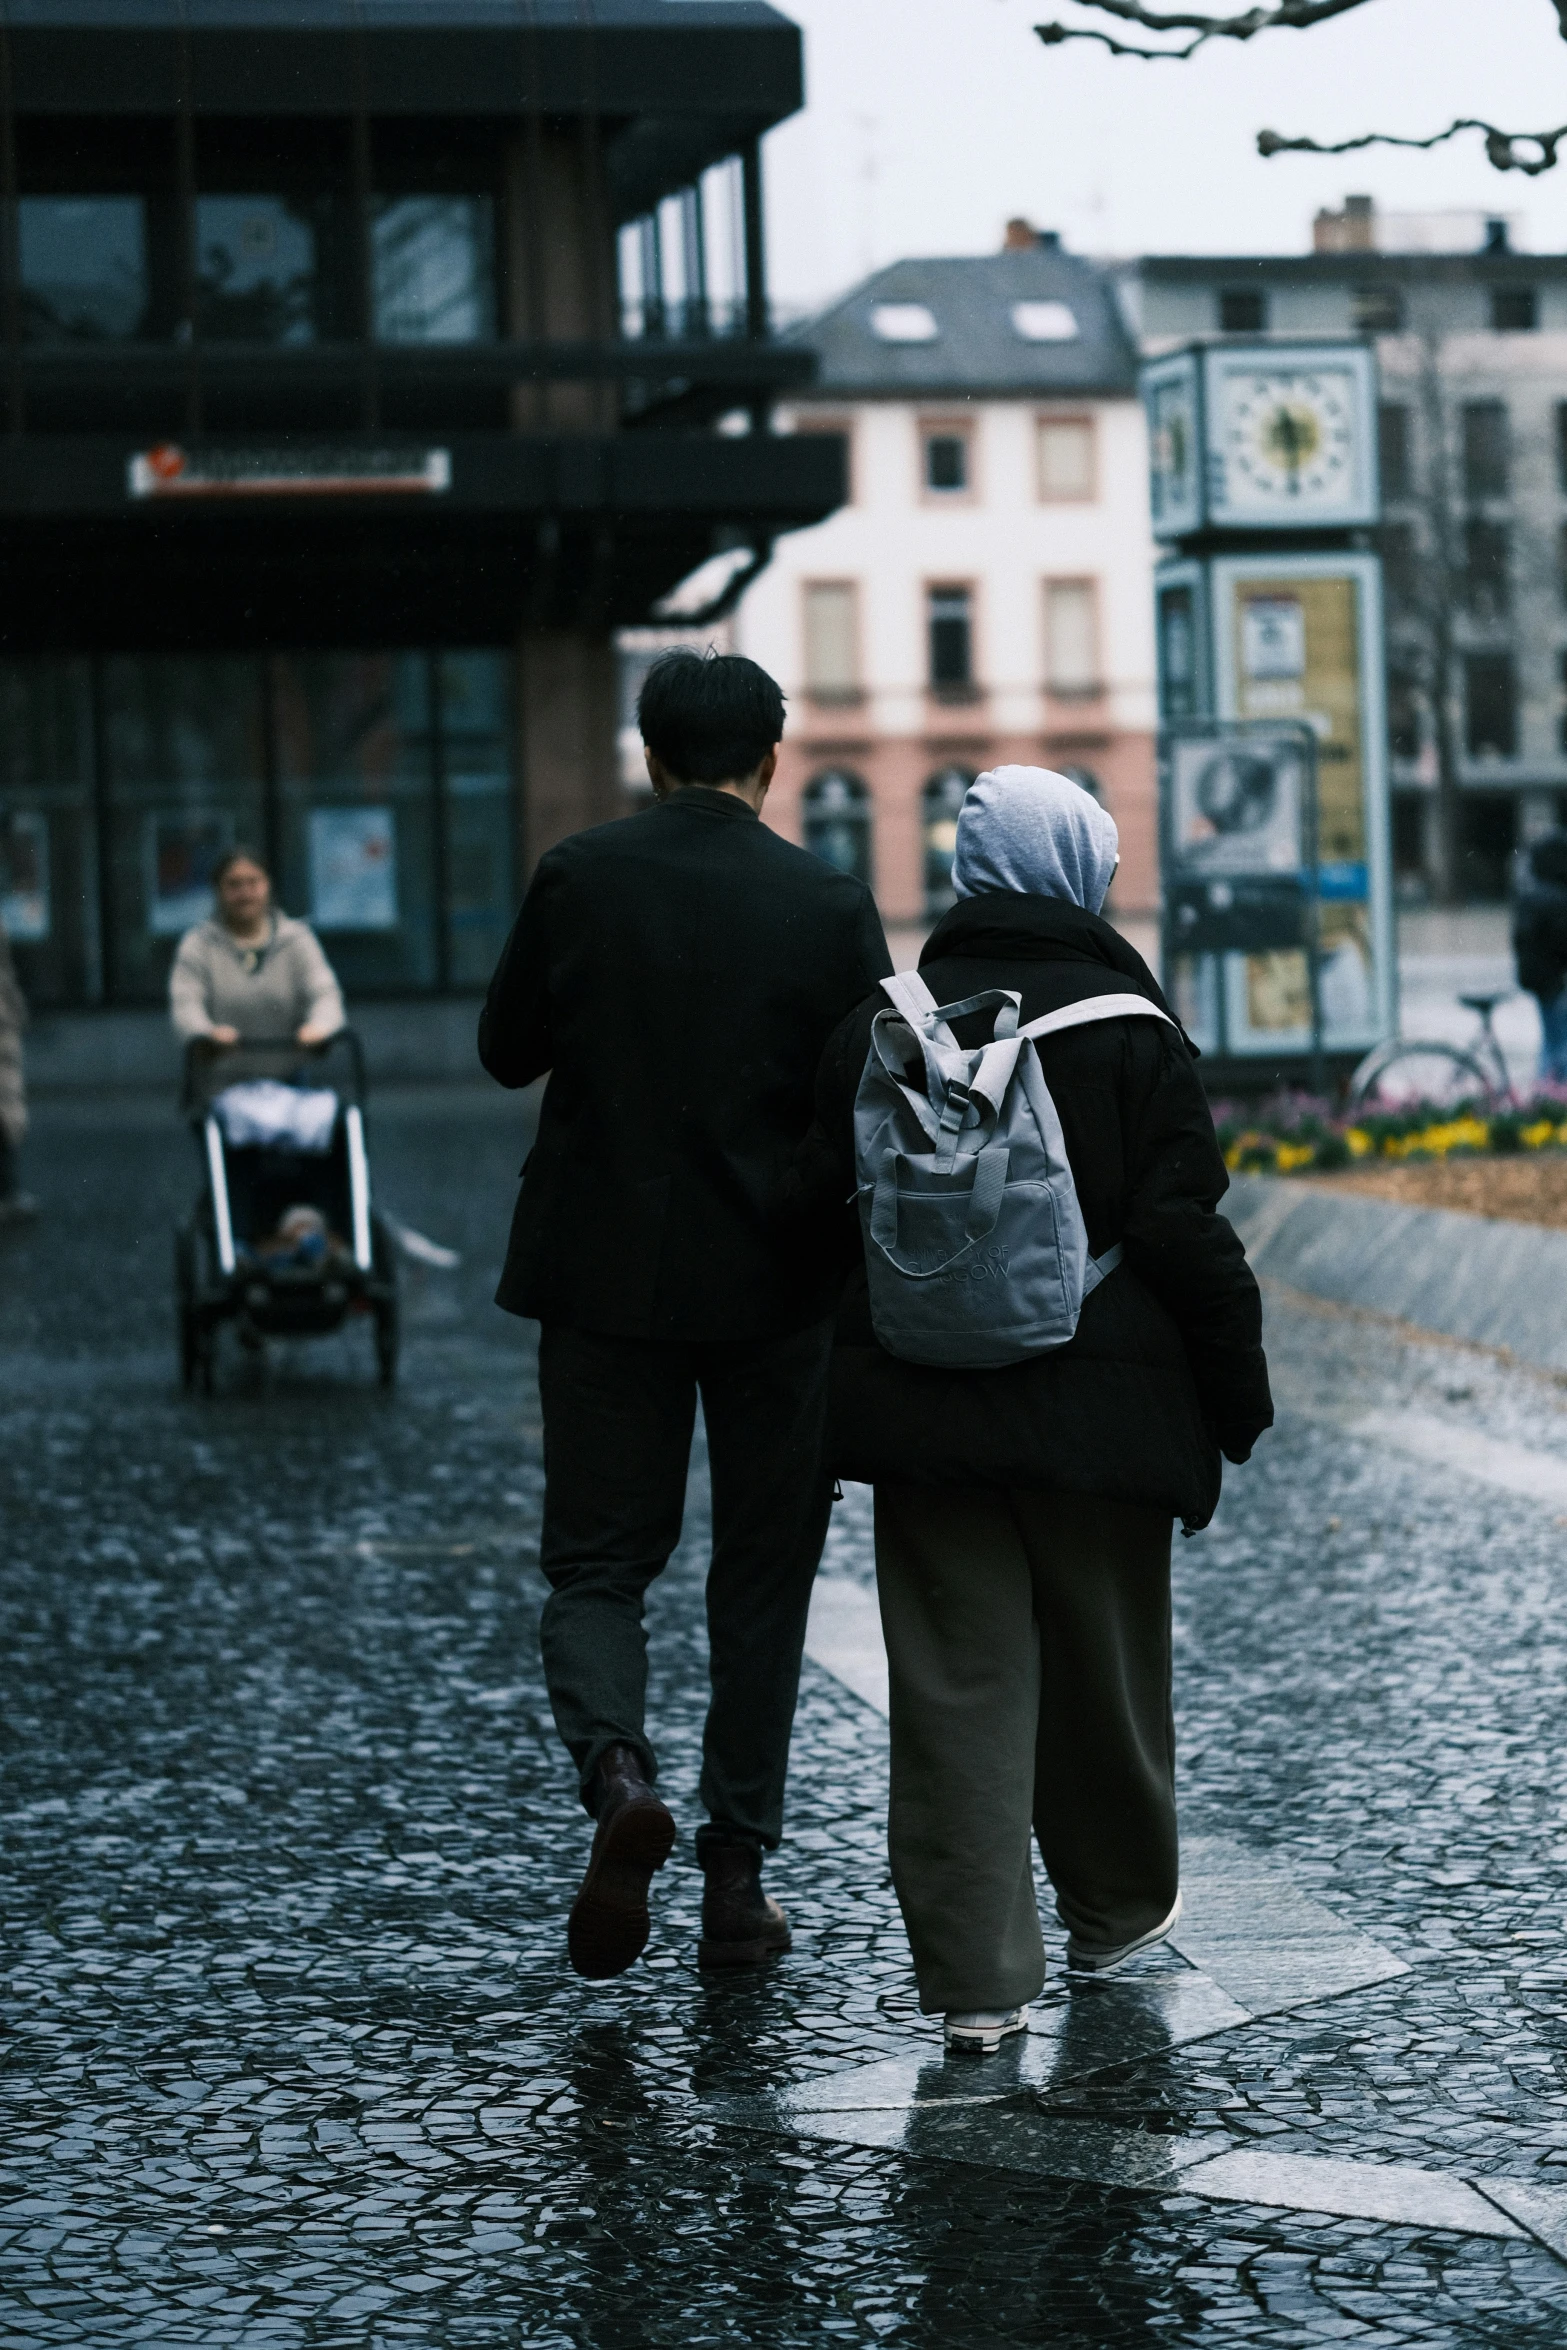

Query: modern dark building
[0,0,840,1015]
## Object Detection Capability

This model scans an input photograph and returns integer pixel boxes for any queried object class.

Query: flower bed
[1216,1093,1567,1177]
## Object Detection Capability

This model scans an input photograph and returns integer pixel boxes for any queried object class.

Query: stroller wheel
[182,1310,215,1396]
[374,1297,399,1389]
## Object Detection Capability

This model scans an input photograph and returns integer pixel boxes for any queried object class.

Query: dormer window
[870,302,938,343]
[1011,300,1077,343]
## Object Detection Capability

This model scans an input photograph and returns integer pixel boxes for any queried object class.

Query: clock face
[1219,368,1359,511]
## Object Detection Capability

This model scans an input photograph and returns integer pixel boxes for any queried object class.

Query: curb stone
[1222,1170,1567,1376]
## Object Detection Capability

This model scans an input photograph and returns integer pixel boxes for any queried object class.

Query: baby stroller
[175,1029,399,1393]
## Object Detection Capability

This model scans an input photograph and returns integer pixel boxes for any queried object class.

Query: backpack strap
[881,971,1022,1043]
[1017,995,1171,1300]
[1017,992,1176,1045]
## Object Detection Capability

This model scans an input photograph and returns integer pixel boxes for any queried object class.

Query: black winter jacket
[479,786,891,1340]
[801,894,1273,1530]
[1512,832,1567,1002]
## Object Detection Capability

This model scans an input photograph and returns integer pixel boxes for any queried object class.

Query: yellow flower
[1521,1120,1556,1150]
[1276,1142,1315,1173]
[1345,1127,1372,1158]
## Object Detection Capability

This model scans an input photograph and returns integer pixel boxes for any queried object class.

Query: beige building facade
[732,234,1159,930]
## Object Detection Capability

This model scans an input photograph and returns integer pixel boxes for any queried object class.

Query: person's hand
[296,1021,336,1048]
[207,1025,241,1049]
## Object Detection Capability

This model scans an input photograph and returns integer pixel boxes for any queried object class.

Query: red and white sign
[127,444,452,499]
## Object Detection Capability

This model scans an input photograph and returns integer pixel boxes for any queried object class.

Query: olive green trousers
[873,1483,1178,2014]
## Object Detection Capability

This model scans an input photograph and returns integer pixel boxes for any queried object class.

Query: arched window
[803,769,872,885]
[922,766,974,914]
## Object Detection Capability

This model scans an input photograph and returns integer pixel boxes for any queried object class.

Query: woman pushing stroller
[799,766,1273,2056]
[165,847,395,1387]
[169,847,344,1056]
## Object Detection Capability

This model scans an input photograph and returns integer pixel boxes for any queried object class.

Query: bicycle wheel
[1347,1039,1498,1113]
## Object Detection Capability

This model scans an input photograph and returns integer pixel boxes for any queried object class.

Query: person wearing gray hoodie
[797,768,1272,2056]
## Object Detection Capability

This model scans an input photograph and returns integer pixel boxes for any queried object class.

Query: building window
[928,586,975,696]
[803,769,872,884]
[1378,403,1411,499]
[1491,284,1538,332]
[922,767,973,915]
[792,415,855,502]
[1462,400,1509,499]
[2,647,519,1008]
[1044,578,1100,698]
[18,196,148,342]
[1558,650,1567,754]
[1464,651,1517,759]
[194,194,333,345]
[1353,284,1404,333]
[1378,522,1419,612]
[1387,662,1423,762]
[0,661,98,1007]
[372,196,497,344]
[802,581,861,703]
[1458,794,1517,900]
[101,655,271,1002]
[1037,416,1095,502]
[1391,791,1426,887]
[437,651,518,988]
[1462,518,1511,618]
[922,428,970,496]
[1219,286,1266,333]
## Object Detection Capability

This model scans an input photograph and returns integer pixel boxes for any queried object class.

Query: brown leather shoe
[566,1744,676,1981]
[697,1840,791,1969]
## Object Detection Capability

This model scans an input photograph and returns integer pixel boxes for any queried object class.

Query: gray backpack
[853,969,1176,1369]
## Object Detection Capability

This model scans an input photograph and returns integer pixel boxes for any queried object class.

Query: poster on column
[309,806,398,932]
[0,811,50,942]
[1211,553,1392,1055]
[145,813,234,937]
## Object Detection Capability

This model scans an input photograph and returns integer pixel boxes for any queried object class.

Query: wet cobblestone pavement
[6,1092,1567,2344]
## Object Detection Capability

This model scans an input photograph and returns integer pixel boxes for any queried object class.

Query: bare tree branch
[1036,0,1567,173]
[1035,0,1380,64]
[1257,118,1567,175]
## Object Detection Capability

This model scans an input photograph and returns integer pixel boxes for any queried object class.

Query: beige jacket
[0,919,26,1147]
[169,914,346,1046]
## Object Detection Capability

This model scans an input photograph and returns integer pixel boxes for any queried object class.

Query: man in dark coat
[795,765,1271,2055]
[478,651,891,1983]
[1512,829,1567,1081]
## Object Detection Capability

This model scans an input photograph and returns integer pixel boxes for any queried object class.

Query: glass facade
[0,651,517,1009]
[19,197,149,342]
[195,195,331,345]
[0,663,99,1004]
[372,197,497,344]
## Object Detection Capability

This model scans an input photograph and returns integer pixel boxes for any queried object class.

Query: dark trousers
[536,1318,836,1851]
[874,1483,1177,2012]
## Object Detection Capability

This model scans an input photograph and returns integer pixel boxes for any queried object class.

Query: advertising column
[1141,340,1393,1083]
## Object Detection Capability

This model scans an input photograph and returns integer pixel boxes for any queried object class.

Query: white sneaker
[1065,1891,1182,1976]
[942,2006,1030,2056]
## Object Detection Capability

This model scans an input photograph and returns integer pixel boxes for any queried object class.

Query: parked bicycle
[1347,992,1514,1112]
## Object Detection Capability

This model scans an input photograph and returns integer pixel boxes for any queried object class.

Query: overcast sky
[761,0,1567,312]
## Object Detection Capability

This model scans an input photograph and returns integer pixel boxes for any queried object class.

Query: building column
[518,630,622,870]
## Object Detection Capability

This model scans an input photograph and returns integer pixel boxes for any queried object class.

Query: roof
[5,0,803,220]
[793,248,1140,402]
[1140,251,1567,283]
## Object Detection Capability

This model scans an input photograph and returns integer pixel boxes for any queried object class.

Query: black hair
[636,648,785,786]
[213,846,270,887]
